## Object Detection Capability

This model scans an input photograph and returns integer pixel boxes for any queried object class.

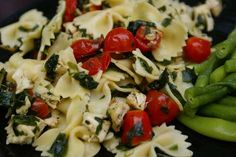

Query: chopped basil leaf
[99,95,105,99]
[169,144,178,151]
[45,54,59,81]
[161,18,172,27]
[15,90,31,109]
[0,68,7,84]
[0,80,15,108]
[49,133,68,157]
[127,121,144,146]
[101,1,111,9]
[113,21,125,28]
[195,14,206,28]
[116,143,131,151]
[94,117,104,135]
[127,20,156,35]
[111,90,129,98]
[12,115,39,136]
[78,27,93,39]
[159,6,167,12]
[148,69,169,90]
[18,25,39,32]
[182,67,197,83]
[168,82,186,105]
[155,147,173,157]
[139,57,153,73]
[158,59,171,66]
[170,71,177,81]
[72,72,98,89]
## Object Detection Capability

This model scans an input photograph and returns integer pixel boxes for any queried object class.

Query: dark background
[0,0,236,157]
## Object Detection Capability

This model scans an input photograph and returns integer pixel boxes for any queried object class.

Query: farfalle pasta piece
[54,72,90,99]
[0,9,47,54]
[132,49,160,82]
[111,58,143,84]
[38,0,66,59]
[69,8,128,38]
[33,128,61,157]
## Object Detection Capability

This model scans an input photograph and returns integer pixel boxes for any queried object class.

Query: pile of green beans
[179,27,236,142]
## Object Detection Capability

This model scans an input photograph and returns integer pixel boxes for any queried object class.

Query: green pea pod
[219,96,236,106]
[198,103,236,121]
[178,114,236,142]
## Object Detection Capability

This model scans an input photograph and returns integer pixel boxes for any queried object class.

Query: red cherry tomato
[64,0,77,22]
[121,110,152,147]
[71,36,104,61]
[103,27,136,54]
[146,90,180,126]
[31,98,49,119]
[184,37,211,63]
[82,57,103,75]
[135,26,162,53]
[99,53,111,71]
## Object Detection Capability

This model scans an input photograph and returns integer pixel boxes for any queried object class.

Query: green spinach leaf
[49,133,68,157]
[161,18,172,27]
[168,82,186,105]
[127,20,156,35]
[72,72,98,89]
[139,57,153,73]
[148,69,169,90]
[45,54,59,81]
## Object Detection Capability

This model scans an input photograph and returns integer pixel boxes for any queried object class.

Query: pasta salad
[0,0,223,157]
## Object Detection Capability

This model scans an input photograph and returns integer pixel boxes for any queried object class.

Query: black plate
[0,0,236,157]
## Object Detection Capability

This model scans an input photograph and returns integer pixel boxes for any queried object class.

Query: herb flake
[95,117,104,135]
[72,72,98,89]
[128,20,156,35]
[45,54,59,81]
[148,69,169,90]
[139,57,153,73]
[49,133,68,157]
[161,18,172,27]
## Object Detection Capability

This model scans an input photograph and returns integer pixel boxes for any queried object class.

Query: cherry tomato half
[103,27,136,54]
[71,36,104,61]
[82,53,111,75]
[82,57,102,75]
[184,37,211,63]
[135,26,162,53]
[146,90,180,126]
[64,0,77,22]
[31,98,50,119]
[99,53,111,71]
[121,110,152,147]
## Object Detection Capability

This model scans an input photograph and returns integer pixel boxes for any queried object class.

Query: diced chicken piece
[126,91,147,110]
[82,112,110,142]
[107,98,130,132]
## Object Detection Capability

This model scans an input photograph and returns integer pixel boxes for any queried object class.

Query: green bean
[198,103,236,121]
[178,114,236,142]
[195,75,209,87]
[216,27,236,59]
[183,103,198,117]
[210,65,226,83]
[194,54,216,75]
[219,96,236,106]
[185,85,224,99]
[231,49,236,59]
[223,73,236,82]
[224,59,236,72]
[187,87,228,109]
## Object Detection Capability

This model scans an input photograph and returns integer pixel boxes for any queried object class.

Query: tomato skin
[135,26,162,53]
[103,27,136,54]
[99,53,111,71]
[64,0,77,22]
[121,110,153,147]
[184,37,211,63]
[31,98,49,119]
[71,36,104,61]
[82,57,103,75]
[146,90,180,126]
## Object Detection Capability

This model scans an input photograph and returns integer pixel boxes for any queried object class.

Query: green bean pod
[178,114,236,142]
[224,59,236,73]
[210,65,226,83]
[198,103,236,121]
[187,87,228,109]
[216,27,236,59]
[219,96,236,106]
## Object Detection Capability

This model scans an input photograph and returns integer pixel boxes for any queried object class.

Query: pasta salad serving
[1,0,232,157]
